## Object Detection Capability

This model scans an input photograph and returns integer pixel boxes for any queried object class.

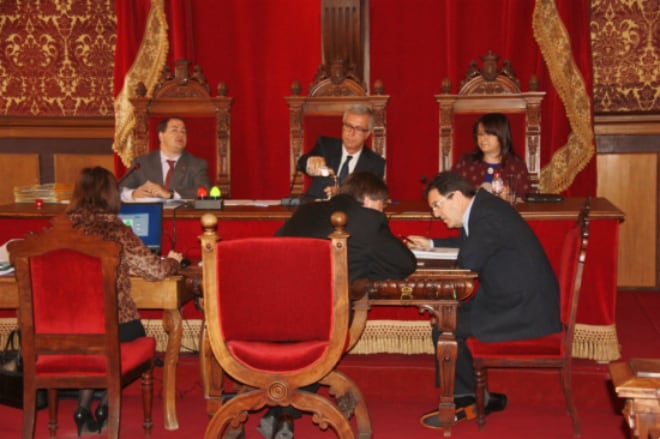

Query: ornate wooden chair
[435,51,546,191]
[285,60,389,197]
[466,198,591,436]
[8,215,156,439]
[199,211,371,438]
[129,59,233,197]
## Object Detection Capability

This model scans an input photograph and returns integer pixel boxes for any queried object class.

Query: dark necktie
[164,160,176,189]
[337,155,353,183]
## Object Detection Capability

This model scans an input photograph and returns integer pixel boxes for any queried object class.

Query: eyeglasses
[342,122,370,134]
[430,191,455,209]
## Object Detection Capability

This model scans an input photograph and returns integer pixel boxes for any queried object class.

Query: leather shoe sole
[419,404,477,430]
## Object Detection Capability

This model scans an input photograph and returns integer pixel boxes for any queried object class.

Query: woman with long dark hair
[66,167,182,435]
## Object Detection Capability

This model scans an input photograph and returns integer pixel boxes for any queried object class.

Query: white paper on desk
[223,199,281,207]
[412,247,459,260]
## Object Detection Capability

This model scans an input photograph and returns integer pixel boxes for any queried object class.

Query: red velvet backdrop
[115,0,595,200]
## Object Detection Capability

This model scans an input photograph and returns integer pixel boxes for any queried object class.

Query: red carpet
[2,291,657,438]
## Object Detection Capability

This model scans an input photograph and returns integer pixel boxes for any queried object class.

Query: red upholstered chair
[199,212,372,438]
[8,215,156,439]
[466,198,591,437]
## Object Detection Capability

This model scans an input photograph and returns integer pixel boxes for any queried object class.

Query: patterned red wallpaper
[591,0,660,113]
[0,0,115,117]
[0,1,656,117]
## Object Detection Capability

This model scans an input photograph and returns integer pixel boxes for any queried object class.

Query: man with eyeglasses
[297,104,385,200]
[407,171,561,429]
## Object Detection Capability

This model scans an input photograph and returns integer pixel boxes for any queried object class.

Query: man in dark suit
[297,104,385,200]
[257,172,416,438]
[407,171,561,429]
[119,117,211,201]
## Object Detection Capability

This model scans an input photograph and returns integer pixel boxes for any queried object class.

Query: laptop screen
[118,202,163,254]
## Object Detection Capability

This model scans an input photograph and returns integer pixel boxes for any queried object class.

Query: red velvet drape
[115,0,595,199]
[113,0,151,177]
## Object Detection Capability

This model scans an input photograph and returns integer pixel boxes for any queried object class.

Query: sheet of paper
[412,247,459,260]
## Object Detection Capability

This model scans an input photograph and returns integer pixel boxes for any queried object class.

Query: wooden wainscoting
[597,153,657,287]
[54,153,115,185]
[0,154,40,205]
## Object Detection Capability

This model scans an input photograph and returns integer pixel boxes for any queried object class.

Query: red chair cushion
[466,331,566,359]
[228,340,330,372]
[35,337,156,376]
[30,249,106,334]
[216,238,334,343]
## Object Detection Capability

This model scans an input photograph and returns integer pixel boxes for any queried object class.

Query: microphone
[118,163,141,185]
[281,170,302,207]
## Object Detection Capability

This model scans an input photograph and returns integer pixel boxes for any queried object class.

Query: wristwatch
[168,190,174,199]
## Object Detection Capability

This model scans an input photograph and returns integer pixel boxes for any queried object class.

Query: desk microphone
[118,163,141,185]
[281,169,302,207]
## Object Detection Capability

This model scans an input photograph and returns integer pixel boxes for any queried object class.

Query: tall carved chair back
[130,60,233,197]
[435,51,545,192]
[285,60,389,196]
[8,215,156,439]
[199,211,371,438]
[466,197,591,436]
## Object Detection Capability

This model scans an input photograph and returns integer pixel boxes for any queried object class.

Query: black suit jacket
[435,189,561,342]
[119,150,211,199]
[297,137,386,200]
[275,194,416,283]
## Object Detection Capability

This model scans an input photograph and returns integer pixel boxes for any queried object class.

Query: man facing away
[256,172,417,438]
[297,104,385,201]
[406,171,561,429]
[119,116,211,201]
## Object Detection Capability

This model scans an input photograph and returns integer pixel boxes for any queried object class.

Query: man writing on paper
[119,117,211,201]
[406,172,561,429]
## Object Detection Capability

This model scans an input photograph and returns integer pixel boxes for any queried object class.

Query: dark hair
[158,116,185,133]
[339,171,389,202]
[468,113,518,163]
[66,166,121,214]
[425,171,476,198]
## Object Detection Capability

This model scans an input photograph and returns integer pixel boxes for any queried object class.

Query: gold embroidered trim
[533,0,595,193]
[112,0,169,167]
[573,323,621,361]
[348,320,434,355]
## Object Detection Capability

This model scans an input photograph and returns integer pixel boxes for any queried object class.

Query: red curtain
[113,0,152,176]
[115,0,595,199]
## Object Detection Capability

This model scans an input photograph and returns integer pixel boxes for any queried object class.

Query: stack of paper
[14,183,73,203]
[412,247,459,260]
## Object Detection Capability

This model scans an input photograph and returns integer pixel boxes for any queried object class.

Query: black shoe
[73,407,98,437]
[485,392,507,414]
[94,403,108,433]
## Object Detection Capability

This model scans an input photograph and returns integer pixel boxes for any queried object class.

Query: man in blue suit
[407,171,561,429]
[119,117,211,201]
[297,104,385,200]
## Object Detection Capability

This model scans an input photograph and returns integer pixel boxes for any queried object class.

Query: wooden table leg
[162,308,183,430]
[430,302,459,437]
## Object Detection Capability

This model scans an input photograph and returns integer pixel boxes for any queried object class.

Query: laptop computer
[118,202,163,255]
